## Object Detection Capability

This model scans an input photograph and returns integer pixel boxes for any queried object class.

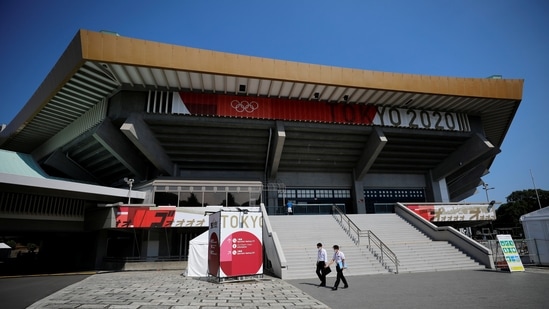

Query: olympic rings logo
[230,100,259,113]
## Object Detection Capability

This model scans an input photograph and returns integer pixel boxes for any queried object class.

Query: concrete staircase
[268,215,390,280]
[348,214,486,273]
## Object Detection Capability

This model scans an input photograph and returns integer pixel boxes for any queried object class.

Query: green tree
[26,242,38,253]
[6,240,16,249]
[494,189,549,229]
[221,193,239,206]
[180,193,202,206]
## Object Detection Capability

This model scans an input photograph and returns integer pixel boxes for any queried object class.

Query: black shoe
[319,283,326,287]
[332,287,337,290]
[342,285,349,289]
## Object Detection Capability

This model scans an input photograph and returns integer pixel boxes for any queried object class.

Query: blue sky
[1,1,547,204]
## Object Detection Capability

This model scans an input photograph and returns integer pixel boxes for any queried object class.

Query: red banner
[178,92,377,125]
[116,206,175,228]
[406,205,436,222]
[405,203,495,222]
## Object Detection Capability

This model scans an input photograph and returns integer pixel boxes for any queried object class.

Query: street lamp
[487,200,496,212]
[124,177,134,204]
[482,182,494,203]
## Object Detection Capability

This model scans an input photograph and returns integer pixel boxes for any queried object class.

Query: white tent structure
[183,231,209,277]
[520,206,549,266]
[0,242,12,260]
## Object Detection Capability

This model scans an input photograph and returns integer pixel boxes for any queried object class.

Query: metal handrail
[331,205,399,274]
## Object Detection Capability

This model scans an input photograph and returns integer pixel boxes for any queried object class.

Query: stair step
[268,214,484,279]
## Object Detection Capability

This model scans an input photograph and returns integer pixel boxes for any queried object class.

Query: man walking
[315,243,329,286]
[326,245,348,290]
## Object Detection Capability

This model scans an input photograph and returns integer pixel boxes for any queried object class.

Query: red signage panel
[116,206,175,228]
[178,92,377,125]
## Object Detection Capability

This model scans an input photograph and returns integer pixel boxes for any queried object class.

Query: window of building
[153,181,262,207]
[315,189,333,198]
[296,189,315,198]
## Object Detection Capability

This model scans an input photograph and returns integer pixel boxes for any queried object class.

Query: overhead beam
[120,113,174,176]
[42,149,100,184]
[268,121,286,179]
[92,119,147,179]
[431,133,499,181]
[446,163,488,190]
[452,188,478,203]
[447,164,489,202]
[354,127,387,180]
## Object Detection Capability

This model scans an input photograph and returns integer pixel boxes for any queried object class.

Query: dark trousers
[316,261,326,285]
[334,265,348,288]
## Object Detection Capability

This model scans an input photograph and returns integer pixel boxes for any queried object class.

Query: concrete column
[353,179,366,214]
[142,229,160,260]
[266,189,280,214]
[94,230,108,269]
[431,177,450,203]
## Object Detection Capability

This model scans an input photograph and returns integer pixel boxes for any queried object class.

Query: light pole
[482,182,496,239]
[124,177,134,204]
[530,169,543,209]
[482,182,494,203]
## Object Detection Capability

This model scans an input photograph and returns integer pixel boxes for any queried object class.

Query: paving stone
[28,268,549,309]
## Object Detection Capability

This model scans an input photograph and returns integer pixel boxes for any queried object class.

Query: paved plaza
[3,267,548,308]
[25,271,329,309]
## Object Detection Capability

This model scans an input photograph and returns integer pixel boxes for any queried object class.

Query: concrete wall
[395,202,495,269]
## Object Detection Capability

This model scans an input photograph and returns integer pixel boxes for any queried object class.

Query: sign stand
[208,208,263,283]
[496,234,525,272]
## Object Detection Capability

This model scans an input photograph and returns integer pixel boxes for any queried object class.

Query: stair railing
[331,205,399,274]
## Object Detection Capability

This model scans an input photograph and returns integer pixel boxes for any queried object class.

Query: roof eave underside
[0,29,523,154]
[78,29,523,100]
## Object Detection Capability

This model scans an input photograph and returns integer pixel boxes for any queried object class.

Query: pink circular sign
[220,230,262,276]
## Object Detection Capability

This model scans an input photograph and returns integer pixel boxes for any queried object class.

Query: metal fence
[522,238,549,266]
[478,238,549,267]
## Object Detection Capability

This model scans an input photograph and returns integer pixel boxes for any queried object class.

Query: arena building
[0,30,523,273]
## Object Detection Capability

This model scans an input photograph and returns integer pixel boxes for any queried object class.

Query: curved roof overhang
[0,30,524,201]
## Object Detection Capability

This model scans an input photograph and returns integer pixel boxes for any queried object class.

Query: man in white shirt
[325,244,348,290]
[315,242,329,286]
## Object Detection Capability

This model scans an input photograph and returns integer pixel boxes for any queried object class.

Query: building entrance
[364,188,426,213]
[274,188,351,215]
